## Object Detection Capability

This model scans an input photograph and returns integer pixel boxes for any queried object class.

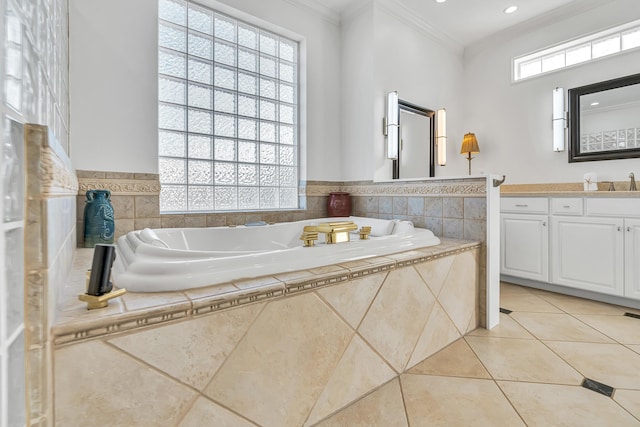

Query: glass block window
[158,0,299,212]
[513,19,640,81]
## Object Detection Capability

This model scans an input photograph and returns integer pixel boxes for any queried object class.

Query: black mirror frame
[392,99,435,179]
[569,72,640,163]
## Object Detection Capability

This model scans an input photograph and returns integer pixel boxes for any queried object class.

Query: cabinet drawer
[551,198,583,216]
[586,198,640,217]
[501,197,549,214]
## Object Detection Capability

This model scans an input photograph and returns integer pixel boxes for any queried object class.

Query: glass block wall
[158,0,300,212]
[1,0,69,425]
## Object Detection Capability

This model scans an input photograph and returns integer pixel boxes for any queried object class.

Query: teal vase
[83,189,115,248]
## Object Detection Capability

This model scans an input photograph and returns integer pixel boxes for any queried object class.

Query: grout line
[397,376,413,427]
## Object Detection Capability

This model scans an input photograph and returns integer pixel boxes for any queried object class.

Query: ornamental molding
[41,147,79,196]
[78,178,161,196]
[306,181,486,197]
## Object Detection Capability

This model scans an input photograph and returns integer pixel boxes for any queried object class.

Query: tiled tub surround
[75,174,487,243]
[53,240,480,426]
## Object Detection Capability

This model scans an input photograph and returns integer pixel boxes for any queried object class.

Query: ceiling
[313,0,608,47]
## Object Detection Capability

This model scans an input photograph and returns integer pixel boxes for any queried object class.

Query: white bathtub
[112,216,441,292]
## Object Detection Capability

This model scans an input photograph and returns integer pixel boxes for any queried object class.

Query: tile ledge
[53,240,481,347]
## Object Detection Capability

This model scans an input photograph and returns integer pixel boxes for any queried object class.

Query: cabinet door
[625,219,640,300]
[501,214,549,281]
[551,216,624,296]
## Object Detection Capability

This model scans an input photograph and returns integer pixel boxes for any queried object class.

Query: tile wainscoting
[75,173,487,244]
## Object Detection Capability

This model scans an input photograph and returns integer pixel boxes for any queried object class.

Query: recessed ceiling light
[435,0,447,3]
[590,101,600,106]
[504,5,518,14]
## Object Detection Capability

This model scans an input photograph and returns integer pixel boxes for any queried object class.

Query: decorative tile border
[306,179,487,197]
[52,242,481,347]
[26,124,79,197]
[77,178,161,196]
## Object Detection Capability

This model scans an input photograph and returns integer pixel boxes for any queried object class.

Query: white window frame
[158,0,304,213]
[513,19,640,82]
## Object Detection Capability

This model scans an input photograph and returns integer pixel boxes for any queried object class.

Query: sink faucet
[631,173,637,191]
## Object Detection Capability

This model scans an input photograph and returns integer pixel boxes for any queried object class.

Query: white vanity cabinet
[500,198,549,282]
[550,216,624,296]
[626,219,640,300]
[501,195,640,304]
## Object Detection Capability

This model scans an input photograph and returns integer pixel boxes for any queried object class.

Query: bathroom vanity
[500,193,640,307]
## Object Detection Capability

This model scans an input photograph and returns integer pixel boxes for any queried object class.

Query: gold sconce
[460,132,480,175]
[436,108,446,166]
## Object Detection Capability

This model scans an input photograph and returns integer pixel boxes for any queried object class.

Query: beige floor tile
[500,289,563,313]
[178,397,256,427]
[316,273,385,329]
[401,374,525,426]
[574,314,640,344]
[465,336,583,384]
[545,341,640,390]
[55,340,198,427]
[408,338,491,379]
[204,292,353,427]
[468,312,535,339]
[358,267,435,372]
[498,381,639,426]
[109,302,265,390]
[305,335,396,426]
[532,290,632,315]
[406,302,461,368]
[510,312,614,343]
[613,389,640,421]
[314,379,408,427]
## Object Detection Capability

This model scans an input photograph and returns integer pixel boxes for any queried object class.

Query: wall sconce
[553,87,566,152]
[460,132,480,175]
[384,91,399,159]
[436,108,446,166]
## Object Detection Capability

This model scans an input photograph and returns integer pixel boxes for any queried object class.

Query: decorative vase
[327,192,352,217]
[83,189,115,248]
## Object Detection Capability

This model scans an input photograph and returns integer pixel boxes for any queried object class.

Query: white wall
[69,0,342,179]
[340,3,375,180]
[463,0,640,184]
[340,2,466,181]
[70,0,159,173]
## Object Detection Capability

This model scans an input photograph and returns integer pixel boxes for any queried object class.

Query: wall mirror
[392,99,435,179]
[569,72,640,162]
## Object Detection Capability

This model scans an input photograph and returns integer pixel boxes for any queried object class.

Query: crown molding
[375,0,464,56]
[282,0,341,26]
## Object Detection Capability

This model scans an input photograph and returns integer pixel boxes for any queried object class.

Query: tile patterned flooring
[315,282,640,426]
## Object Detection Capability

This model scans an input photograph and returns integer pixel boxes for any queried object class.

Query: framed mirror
[569,72,640,162]
[392,99,435,179]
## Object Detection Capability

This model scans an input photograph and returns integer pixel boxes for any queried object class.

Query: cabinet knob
[628,226,632,232]
[542,221,547,227]
[617,226,622,232]
[515,204,528,207]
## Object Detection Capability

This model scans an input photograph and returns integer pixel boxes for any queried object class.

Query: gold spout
[301,221,358,245]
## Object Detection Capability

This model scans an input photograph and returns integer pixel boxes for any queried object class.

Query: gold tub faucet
[300,221,359,245]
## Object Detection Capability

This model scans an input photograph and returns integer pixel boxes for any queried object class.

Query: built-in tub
[113,216,441,292]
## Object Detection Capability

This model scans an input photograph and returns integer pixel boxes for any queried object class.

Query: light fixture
[436,108,447,166]
[460,133,480,175]
[385,91,399,159]
[552,87,566,152]
[435,0,447,3]
[503,5,518,14]
[590,101,600,106]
